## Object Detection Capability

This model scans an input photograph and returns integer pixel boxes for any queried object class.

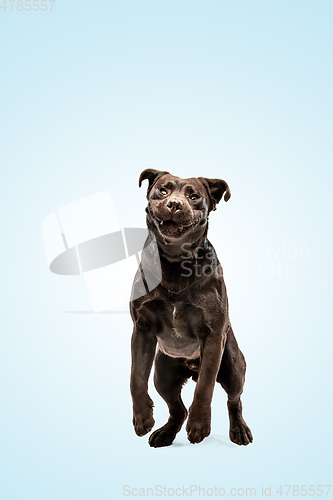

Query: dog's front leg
[186,333,225,444]
[130,327,157,437]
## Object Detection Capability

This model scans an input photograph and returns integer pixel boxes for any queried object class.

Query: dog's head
[139,169,230,243]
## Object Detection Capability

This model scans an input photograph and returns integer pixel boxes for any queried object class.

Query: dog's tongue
[159,219,184,236]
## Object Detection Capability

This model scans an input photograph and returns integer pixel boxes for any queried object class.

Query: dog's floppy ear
[199,177,231,211]
[139,169,170,198]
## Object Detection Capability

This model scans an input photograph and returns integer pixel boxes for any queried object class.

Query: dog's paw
[186,420,211,444]
[149,424,177,448]
[186,416,211,444]
[133,411,155,437]
[229,418,253,446]
[186,405,211,444]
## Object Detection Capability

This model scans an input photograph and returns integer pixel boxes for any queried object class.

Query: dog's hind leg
[216,325,253,446]
[149,350,191,448]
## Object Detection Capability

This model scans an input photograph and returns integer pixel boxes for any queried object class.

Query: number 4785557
[1,0,56,11]
[276,485,331,496]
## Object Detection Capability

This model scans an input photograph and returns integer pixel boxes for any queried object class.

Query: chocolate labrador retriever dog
[130,169,253,447]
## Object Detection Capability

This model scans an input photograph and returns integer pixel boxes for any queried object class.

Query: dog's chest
[156,304,201,359]
[172,306,186,338]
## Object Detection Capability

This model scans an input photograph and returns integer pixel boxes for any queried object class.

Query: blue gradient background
[0,1,332,498]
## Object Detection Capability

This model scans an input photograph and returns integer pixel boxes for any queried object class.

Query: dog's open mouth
[155,218,198,238]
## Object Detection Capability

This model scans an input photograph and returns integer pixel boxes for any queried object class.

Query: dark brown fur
[130,169,253,447]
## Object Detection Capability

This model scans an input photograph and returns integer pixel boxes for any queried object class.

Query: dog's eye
[160,188,167,195]
[190,194,199,201]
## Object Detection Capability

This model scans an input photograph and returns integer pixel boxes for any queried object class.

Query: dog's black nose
[166,199,183,213]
